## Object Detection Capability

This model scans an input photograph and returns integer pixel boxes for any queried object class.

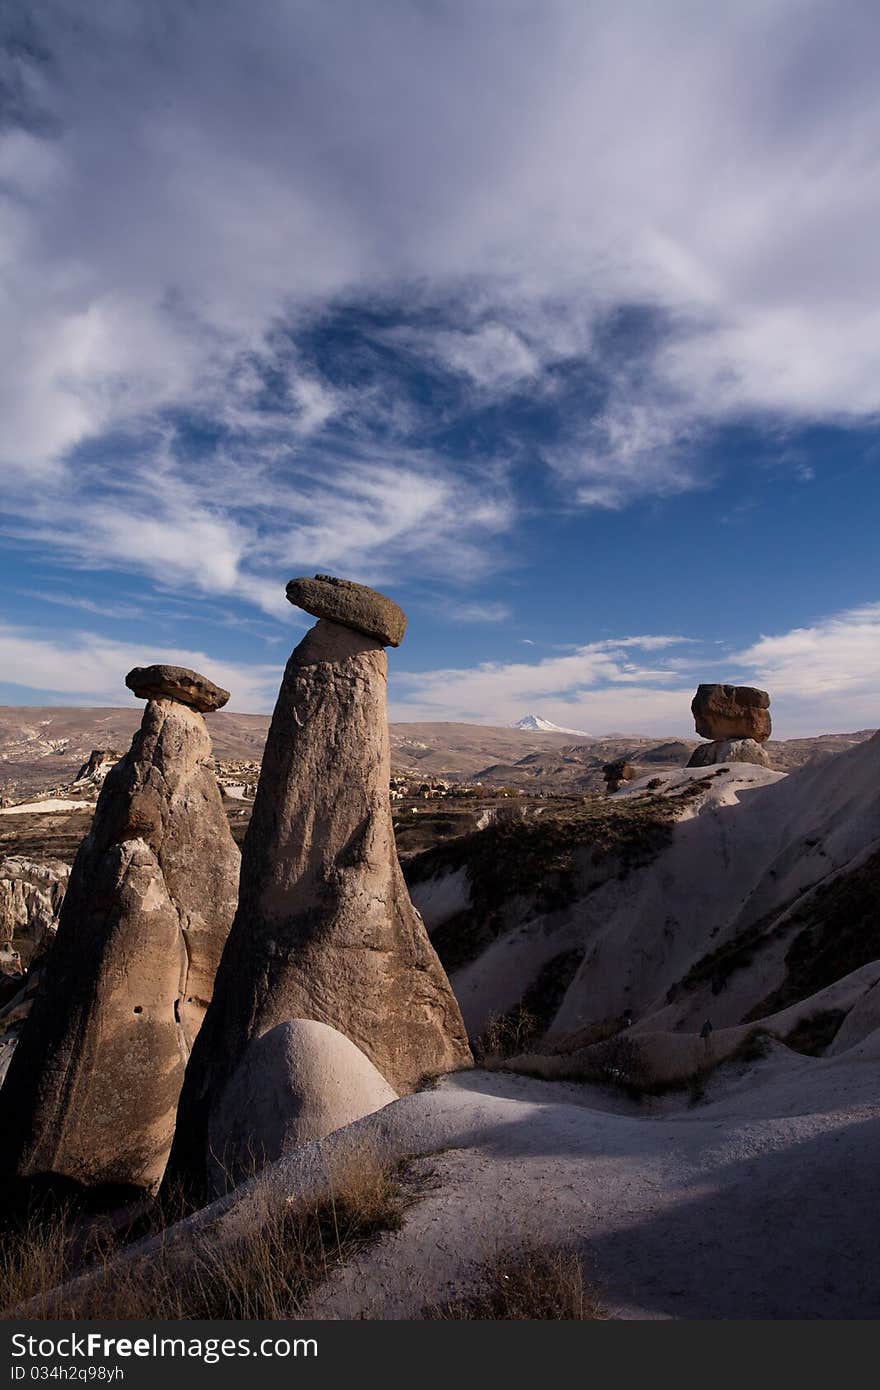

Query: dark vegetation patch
[392,808,480,858]
[674,847,880,1013]
[425,1243,606,1320]
[668,899,797,1002]
[407,792,696,972]
[518,948,585,1035]
[783,1009,846,1056]
[474,949,585,1057]
[475,1006,539,1062]
[486,1026,777,1106]
[748,848,880,1018]
[730,1028,774,1063]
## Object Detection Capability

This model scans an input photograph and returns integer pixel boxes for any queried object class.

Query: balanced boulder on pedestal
[687,684,772,768]
[0,667,240,1196]
[168,576,471,1195]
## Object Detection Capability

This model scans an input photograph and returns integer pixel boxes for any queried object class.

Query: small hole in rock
[133,1006,143,1015]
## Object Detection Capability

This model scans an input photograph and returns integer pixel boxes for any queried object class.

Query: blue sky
[1,1,879,736]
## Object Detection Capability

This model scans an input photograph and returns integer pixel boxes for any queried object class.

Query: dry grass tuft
[0,1204,78,1317]
[427,1243,606,1320]
[475,1006,538,1062]
[1,1143,409,1320]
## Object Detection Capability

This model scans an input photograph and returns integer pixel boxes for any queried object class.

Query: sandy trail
[306,1046,880,1320]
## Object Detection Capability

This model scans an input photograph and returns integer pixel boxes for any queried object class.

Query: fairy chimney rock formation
[687,684,772,768]
[167,578,470,1193]
[125,664,230,712]
[0,666,240,1196]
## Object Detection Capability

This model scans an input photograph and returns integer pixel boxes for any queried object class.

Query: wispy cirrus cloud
[448,600,513,624]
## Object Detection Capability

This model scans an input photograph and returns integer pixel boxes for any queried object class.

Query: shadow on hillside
[578,1111,880,1319]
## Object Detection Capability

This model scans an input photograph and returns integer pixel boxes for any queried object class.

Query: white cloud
[449,600,512,623]
[731,602,880,733]
[392,323,541,393]
[13,589,147,621]
[6,440,512,619]
[0,623,282,713]
[4,601,878,735]
[391,635,693,725]
[388,603,880,736]
[1,0,879,546]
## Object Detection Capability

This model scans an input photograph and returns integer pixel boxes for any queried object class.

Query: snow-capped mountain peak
[512,713,591,737]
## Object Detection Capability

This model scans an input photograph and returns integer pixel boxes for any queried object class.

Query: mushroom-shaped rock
[166,610,470,1198]
[125,664,230,712]
[691,684,771,742]
[0,692,240,1196]
[207,1019,398,1194]
[687,738,770,769]
[286,574,407,647]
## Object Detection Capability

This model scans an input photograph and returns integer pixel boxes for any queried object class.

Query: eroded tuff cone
[0,685,240,1195]
[691,684,771,742]
[286,574,407,646]
[168,612,470,1194]
[125,664,230,712]
[686,738,770,769]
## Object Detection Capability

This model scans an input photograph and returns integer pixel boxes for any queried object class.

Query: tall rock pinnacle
[168,577,470,1193]
[0,666,240,1197]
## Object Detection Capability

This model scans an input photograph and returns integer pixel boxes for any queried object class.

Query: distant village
[214,762,512,805]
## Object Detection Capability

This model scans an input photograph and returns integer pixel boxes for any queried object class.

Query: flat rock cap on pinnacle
[285,574,407,647]
[691,683,771,742]
[125,664,230,712]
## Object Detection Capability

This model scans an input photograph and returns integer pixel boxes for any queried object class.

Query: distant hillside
[0,706,270,798]
[0,706,875,798]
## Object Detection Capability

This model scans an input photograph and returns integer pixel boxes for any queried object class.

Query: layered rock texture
[169,587,470,1193]
[0,670,240,1195]
[688,684,772,769]
[207,1019,398,1193]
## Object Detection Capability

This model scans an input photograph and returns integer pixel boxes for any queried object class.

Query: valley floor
[298,1043,880,1319]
